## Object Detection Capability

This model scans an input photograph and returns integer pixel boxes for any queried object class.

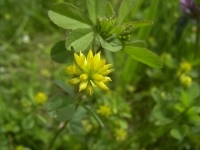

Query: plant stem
[46,121,68,150]
[196,18,200,57]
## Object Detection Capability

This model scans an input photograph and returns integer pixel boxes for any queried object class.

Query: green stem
[46,121,68,150]
[81,104,104,128]
[196,18,200,57]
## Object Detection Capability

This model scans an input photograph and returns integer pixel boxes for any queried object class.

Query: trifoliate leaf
[47,94,76,122]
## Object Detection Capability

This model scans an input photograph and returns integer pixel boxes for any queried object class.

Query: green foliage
[86,0,108,24]
[124,46,163,68]
[48,0,162,68]
[50,40,74,63]
[1,0,200,150]
[118,0,143,24]
[48,2,92,30]
[98,35,122,52]
[65,28,94,52]
[47,94,76,122]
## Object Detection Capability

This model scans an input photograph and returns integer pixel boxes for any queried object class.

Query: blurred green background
[0,0,200,150]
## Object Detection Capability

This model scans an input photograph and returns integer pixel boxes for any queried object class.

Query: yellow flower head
[114,128,127,141]
[40,69,51,78]
[180,61,192,72]
[15,145,24,150]
[66,50,113,95]
[97,104,112,117]
[35,92,47,105]
[180,74,192,87]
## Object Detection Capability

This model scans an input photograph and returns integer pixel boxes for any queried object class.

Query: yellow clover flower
[15,145,24,150]
[180,61,192,72]
[177,61,192,77]
[35,92,47,105]
[114,128,127,141]
[180,74,192,87]
[66,50,113,95]
[97,104,112,117]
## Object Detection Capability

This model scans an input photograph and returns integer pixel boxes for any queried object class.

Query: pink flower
[180,0,200,16]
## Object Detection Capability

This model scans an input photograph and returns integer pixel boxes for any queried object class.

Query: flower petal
[79,80,88,91]
[74,53,85,68]
[68,78,81,85]
[101,69,114,76]
[92,73,104,81]
[98,64,112,74]
[102,77,112,82]
[95,59,106,70]
[93,51,101,62]
[80,73,88,80]
[86,84,93,95]
[94,81,109,91]
[86,50,94,70]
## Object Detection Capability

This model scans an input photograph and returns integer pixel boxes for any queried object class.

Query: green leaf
[124,20,153,28]
[118,0,143,24]
[151,88,162,103]
[86,0,107,24]
[98,36,122,52]
[152,105,173,126]
[68,106,87,134]
[50,41,74,63]
[123,46,163,68]
[137,0,159,39]
[54,80,75,96]
[22,115,35,129]
[65,28,94,52]
[186,83,200,101]
[47,94,76,122]
[170,128,183,140]
[127,40,148,48]
[48,2,92,29]
[106,1,114,17]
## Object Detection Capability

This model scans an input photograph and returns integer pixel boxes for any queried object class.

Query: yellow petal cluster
[35,92,47,105]
[15,145,24,150]
[114,128,127,141]
[97,104,112,117]
[180,61,192,72]
[180,74,192,87]
[177,61,192,77]
[66,50,113,95]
